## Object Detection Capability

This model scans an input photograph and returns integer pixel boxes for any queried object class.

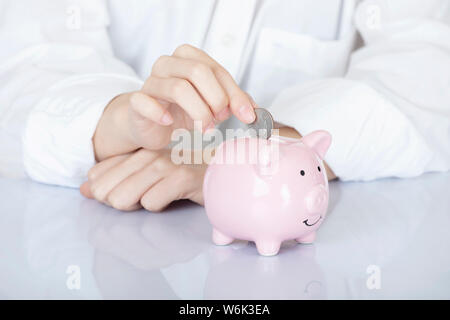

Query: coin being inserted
[246,108,274,139]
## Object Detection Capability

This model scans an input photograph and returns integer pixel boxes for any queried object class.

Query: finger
[106,160,168,211]
[100,197,141,211]
[152,56,229,121]
[80,181,94,199]
[87,153,130,182]
[173,44,255,123]
[80,181,112,207]
[245,91,259,109]
[140,179,179,212]
[90,149,158,202]
[83,154,129,199]
[214,66,256,123]
[118,203,142,212]
[142,76,215,131]
[140,167,196,212]
[100,195,141,212]
[129,92,173,126]
[80,180,117,208]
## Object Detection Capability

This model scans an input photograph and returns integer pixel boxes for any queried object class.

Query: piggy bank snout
[305,185,328,215]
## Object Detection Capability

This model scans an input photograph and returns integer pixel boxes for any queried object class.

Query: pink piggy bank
[203,130,332,256]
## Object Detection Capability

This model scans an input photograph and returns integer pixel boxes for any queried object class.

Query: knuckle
[174,43,195,56]
[142,76,156,92]
[152,55,170,74]
[171,79,191,99]
[155,55,170,66]
[87,167,99,181]
[129,91,140,104]
[212,66,229,81]
[90,183,106,201]
[214,93,229,111]
[108,194,131,211]
[126,148,152,166]
[140,197,161,212]
[189,62,209,80]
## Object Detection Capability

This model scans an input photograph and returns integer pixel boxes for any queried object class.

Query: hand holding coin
[245,108,274,139]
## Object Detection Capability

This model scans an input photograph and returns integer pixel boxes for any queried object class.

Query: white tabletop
[1,172,449,299]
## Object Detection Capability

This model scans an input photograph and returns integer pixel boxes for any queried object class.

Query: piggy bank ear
[301,130,332,160]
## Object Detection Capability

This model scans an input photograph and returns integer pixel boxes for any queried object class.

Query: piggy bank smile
[303,216,322,227]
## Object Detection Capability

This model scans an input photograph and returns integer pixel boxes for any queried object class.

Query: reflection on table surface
[0,172,449,299]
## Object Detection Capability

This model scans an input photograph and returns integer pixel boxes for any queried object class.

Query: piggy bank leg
[296,232,316,244]
[255,241,281,256]
[212,228,234,246]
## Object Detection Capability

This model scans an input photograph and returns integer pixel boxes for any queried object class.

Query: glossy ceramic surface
[204,131,331,256]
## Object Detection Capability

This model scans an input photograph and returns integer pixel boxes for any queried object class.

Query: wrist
[94,92,139,161]
[111,92,139,149]
[275,125,303,139]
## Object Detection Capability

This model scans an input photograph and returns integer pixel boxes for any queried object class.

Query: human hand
[94,44,256,160]
[80,148,207,211]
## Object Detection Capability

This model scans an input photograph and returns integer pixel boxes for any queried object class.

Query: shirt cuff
[23,74,143,187]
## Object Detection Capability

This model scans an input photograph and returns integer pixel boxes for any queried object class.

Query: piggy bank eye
[318,166,321,172]
[300,170,305,176]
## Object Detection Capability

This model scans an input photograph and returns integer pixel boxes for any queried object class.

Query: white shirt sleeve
[268,0,450,181]
[23,71,142,187]
[0,0,143,187]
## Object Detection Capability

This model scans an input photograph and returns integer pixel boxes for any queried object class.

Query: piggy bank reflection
[204,242,326,299]
[203,130,332,256]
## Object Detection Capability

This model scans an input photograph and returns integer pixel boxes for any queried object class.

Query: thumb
[130,92,174,126]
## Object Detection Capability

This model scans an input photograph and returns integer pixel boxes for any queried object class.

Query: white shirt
[0,0,449,186]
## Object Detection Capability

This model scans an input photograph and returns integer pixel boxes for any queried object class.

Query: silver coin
[246,108,274,139]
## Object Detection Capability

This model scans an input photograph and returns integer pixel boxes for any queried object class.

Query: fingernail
[216,108,230,121]
[250,96,258,109]
[204,121,216,133]
[160,112,173,125]
[239,105,256,123]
